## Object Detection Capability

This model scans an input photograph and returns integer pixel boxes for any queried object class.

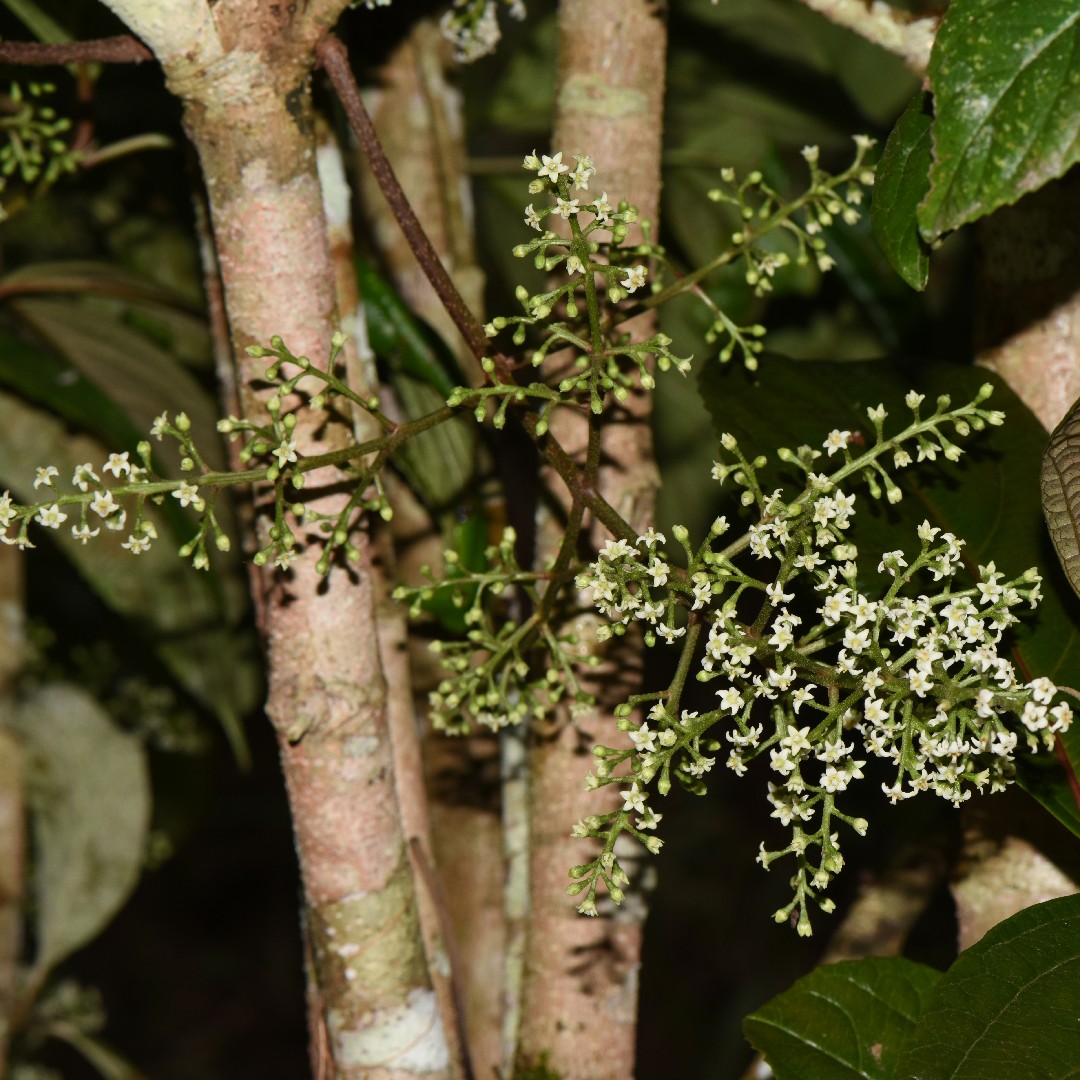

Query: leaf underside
[1042,402,1080,598]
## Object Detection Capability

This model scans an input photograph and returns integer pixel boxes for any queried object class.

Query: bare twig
[316,34,490,363]
[0,36,153,65]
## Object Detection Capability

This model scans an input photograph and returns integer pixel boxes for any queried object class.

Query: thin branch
[315,34,490,364]
[0,36,153,65]
[794,0,937,74]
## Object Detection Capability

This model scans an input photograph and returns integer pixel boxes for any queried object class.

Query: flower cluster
[695,135,878,369]
[394,527,597,734]
[472,151,689,422]
[439,0,526,63]
[570,385,1074,934]
[0,411,232,570]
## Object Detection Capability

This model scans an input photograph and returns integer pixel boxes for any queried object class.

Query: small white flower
[717,686,744,713]
[537,152,569,181]
[33,466,59,490]
[555,196,580,219]
[150,412,169,440]
[524,204,542,230]
[90,491,118,519]
[71,463,100,492]
[122,533,151,555]
[172,481,201,509]
[273,439,298,467]
[103,452,131,478]
[823,430,850,456]
[35,504,66,529]
[71,523,99,544]
[621,266,647,293]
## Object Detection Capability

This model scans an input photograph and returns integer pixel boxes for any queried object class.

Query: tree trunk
[515,3,667,1076]
[97,4,448,1075]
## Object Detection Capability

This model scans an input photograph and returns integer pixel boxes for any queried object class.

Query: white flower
[524,204,542,230]
[35,504,66,529]
[273,439,298,467]
[620,782,647,814]
[717,687,744,714]
[90,491,118,519]
[630,723,657,754]
[71,463,100,492]
[103,452,131,478]
[905,390,925,410]
[33,466,59,490]
[122,533,151,554]
[823,429,851,456]
[537,152,569,181]
[172,481,201,508]
[71,523,99,544]
[555,196,580,219]
[621,266,647,293]
[591,192,614,224]
[150,412,170,440]
[566,254,585,275]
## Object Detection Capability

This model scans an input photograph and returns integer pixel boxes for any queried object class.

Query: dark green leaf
[356,257,476,509]
[895,894,1080,1078]
[744,957,940,1079]
[872,92,933,291]
[920,0,1080,240]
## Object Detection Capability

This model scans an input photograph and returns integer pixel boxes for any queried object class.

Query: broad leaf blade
[13,684,150,975]
[744,957,940,1079]
[920,0,1080,240]
[896,894,1080,1078]
[872,92,933,291]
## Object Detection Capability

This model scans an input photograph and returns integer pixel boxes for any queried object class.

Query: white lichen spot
[316,140,352,231]
[330,988,450,1071]
[344,734,380,757]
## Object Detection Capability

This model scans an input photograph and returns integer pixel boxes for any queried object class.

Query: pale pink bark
[98,3,449,1074]
[515,3,667,1075]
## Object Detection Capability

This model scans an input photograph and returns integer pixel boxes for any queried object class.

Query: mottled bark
[98,2,447,1075]
[515,3,667,1076]
[358,25,504,1078]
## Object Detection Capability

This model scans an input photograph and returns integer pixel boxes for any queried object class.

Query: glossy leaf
[699,356,1080,834]
[920,0,1080,241]
[12,684,150,975]
[744,957,940,1079]
[872,92,933,291]
[896,894,1080,1078]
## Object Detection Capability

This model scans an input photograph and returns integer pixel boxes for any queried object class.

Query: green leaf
[356,257,476,509]
[895,894,1080,1078]
[699,356,1080,834]
[12,684,151,975]
[919,0,1080,241]
[744,957,940,1079]
[872,92,933,291]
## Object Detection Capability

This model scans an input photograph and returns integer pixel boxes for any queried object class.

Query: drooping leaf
[356,257,476,510]
[9,295,222,468]
[895,894,1080,1078]
[12,684,151,975]
[872,92,933,291]
[699,356,1080,834]
[744,957,940,1079]
[919,0,1080,241]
